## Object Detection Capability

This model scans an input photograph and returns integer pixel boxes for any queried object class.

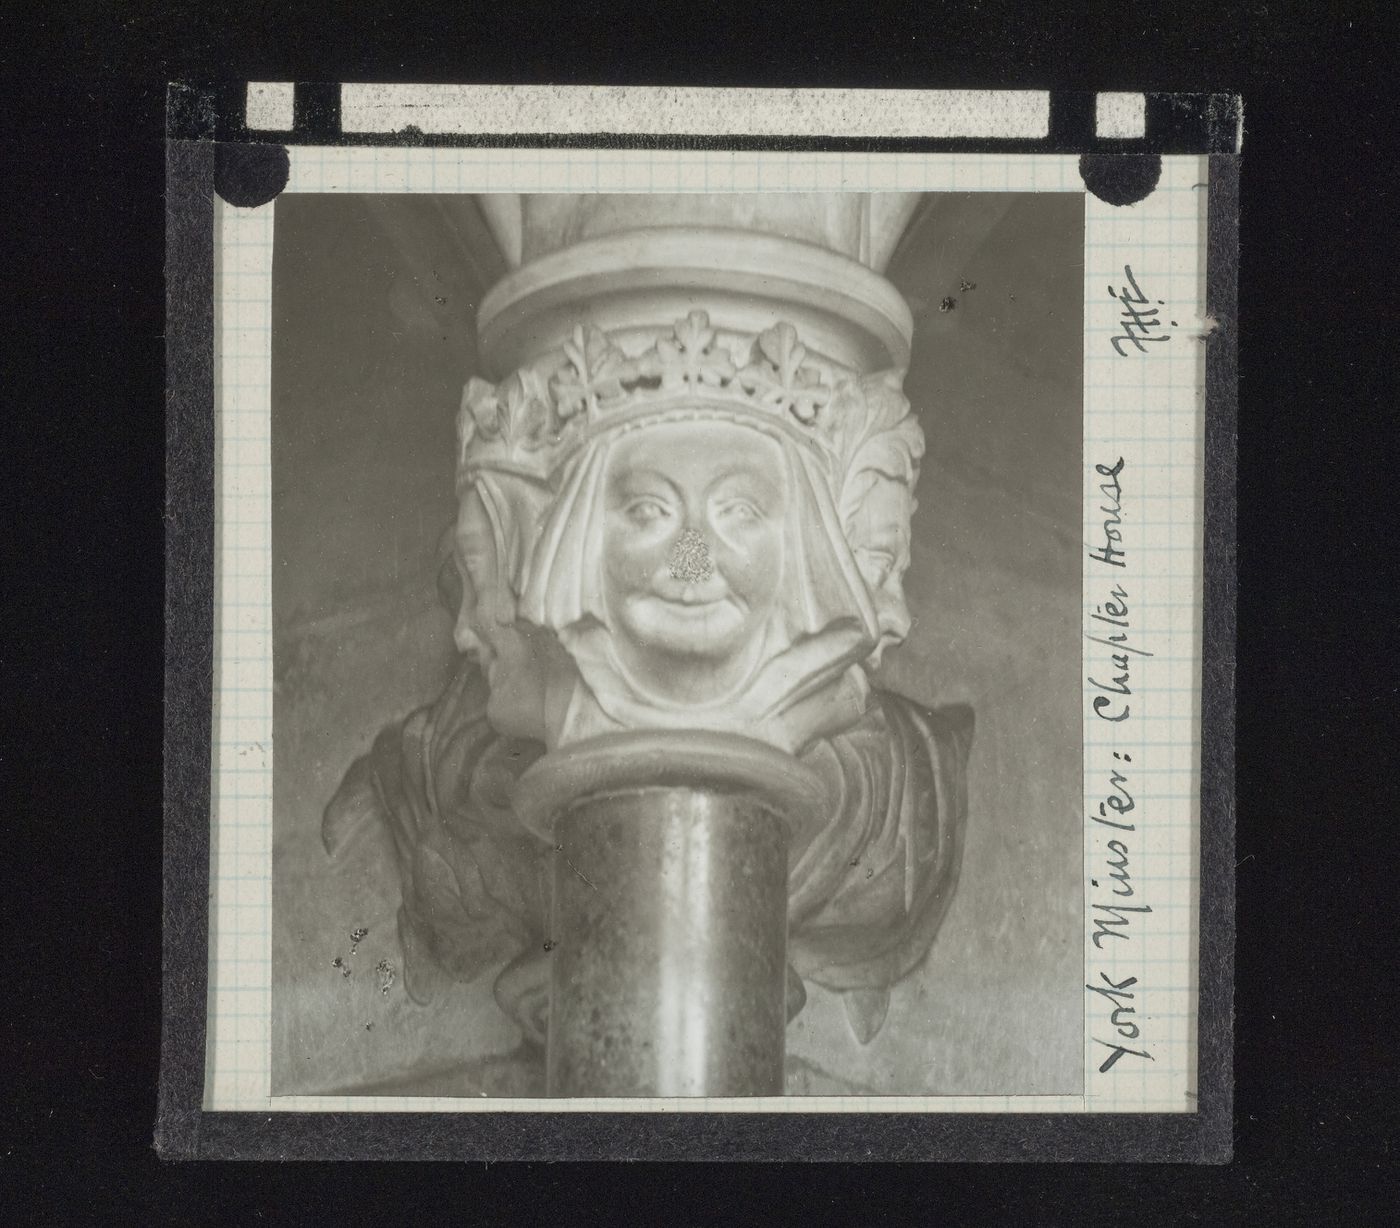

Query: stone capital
[451,194,928,760]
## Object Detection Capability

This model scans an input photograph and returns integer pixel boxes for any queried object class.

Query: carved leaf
[842,986,891,1045]
[761,321,806,387]
[738,322,832,424]
[553,325,632,419]
[642,310,737,390]
[497,377,527,443]
[321,751,382,859]
[672,309,715,359]
[490,374,556,453]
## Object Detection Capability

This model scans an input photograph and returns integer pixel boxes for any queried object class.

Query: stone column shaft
[546,787,789,1097]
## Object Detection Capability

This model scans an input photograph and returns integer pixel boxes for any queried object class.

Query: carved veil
[518,412,881,753]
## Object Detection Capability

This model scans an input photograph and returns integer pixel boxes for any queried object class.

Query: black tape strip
[186,1106,1222,1162]
[156,138,216,1161]
[211,81,250,141]
[293,82,342,143]
[1147,92,1242,156]
[1196,151,1240,1162]
[1048,90,1097,148]
[166,83,216,141]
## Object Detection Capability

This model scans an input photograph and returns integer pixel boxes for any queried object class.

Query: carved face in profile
[454,480,557,739]
[601,421,786,698]
[843,473,915,663]
[453,487,503,663]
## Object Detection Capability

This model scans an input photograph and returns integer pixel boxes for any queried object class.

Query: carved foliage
[637,309,738,390]
[457,369,560,480]
[458,311,847,479]
[550,325,632,420]
[736,322,833,425]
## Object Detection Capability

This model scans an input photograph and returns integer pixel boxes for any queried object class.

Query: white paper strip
[340,85,1050,139]
[1095,92,1147,140]
[246,82,296,132]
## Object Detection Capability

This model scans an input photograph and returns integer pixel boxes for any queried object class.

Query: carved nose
[668,528,714,583]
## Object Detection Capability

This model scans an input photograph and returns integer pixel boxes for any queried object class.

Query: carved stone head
[452,309,924,756]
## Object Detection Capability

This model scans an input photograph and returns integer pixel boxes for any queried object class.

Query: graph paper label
[198,142,1218,1120]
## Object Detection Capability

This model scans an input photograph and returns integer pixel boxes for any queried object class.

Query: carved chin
[620,595,750,660]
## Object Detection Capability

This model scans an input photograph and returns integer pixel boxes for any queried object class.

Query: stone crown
[457,310,853,488]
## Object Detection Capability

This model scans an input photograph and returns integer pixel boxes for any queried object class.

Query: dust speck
[375,959,396,996]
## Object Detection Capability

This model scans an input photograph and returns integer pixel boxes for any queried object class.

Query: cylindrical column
[545,786,790,1097]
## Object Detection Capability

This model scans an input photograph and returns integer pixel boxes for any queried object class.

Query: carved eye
[715,498,761,523]
[626,498,672,527]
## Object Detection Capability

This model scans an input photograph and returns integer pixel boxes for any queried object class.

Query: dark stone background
[270,192,1084,1096]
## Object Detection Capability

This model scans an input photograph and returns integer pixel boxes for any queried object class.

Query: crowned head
[452,202,928,748]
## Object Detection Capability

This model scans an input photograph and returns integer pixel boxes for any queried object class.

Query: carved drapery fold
[325,658,971,1046]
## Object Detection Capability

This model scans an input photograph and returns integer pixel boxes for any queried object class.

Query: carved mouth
[636,590,744,627]
[657,596,732,615]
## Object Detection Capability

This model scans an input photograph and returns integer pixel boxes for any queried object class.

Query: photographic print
[269,187,1083,1101]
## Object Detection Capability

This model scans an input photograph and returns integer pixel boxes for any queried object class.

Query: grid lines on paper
[1080,156,1208,1112]
[205,198,275,1109]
